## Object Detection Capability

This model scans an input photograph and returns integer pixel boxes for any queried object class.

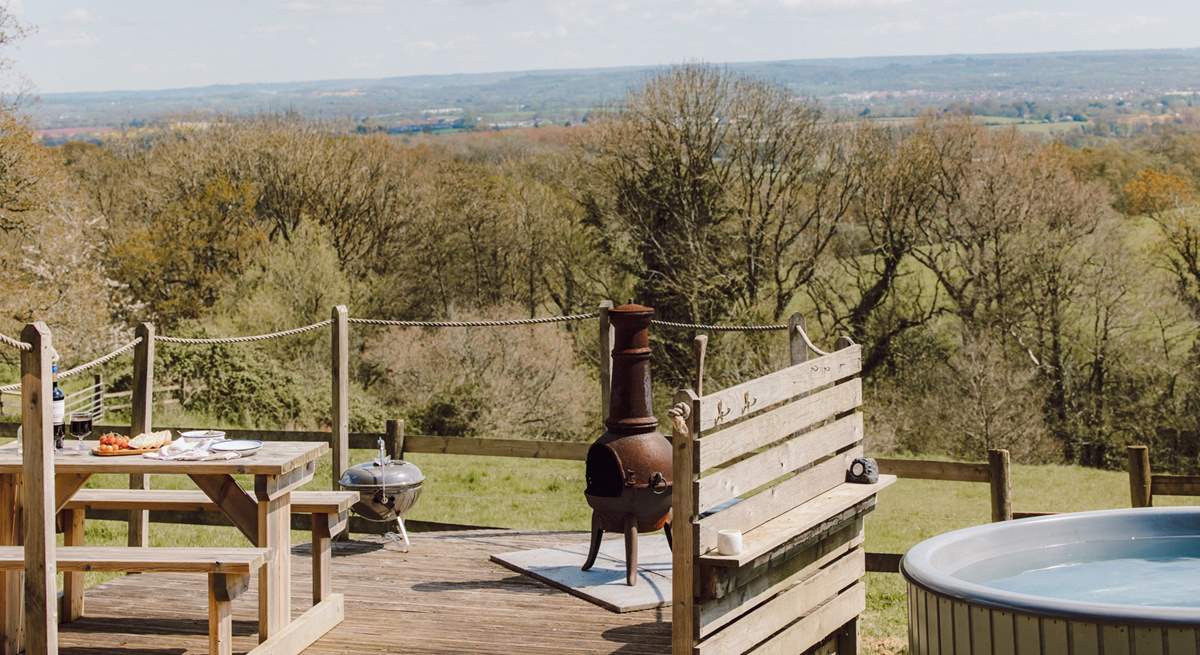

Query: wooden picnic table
[0,440,339,655]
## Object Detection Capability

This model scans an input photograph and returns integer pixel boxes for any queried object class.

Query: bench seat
[0,545,265,573]
[0,545,266,655]
[65,489,356,515]
[60,488,358,624]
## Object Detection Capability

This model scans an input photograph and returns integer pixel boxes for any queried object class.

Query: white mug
[717,529,743,556]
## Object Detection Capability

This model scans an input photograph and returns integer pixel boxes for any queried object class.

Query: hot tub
[902,507,1200,654]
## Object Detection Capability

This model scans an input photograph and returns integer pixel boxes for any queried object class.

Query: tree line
[5,63,1200,468]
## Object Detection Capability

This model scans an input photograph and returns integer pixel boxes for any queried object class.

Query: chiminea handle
[650,471,668,494]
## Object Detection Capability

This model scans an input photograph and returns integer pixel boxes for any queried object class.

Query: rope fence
[348,313,597,328]
[649,319,789,332]
[58,337,142,380]
[155,320,333,345]
[0,332,31,352]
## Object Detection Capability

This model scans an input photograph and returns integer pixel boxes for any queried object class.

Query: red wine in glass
[69,412,92,453]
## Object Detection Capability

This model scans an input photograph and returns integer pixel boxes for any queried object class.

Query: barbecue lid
[338,457,425,491]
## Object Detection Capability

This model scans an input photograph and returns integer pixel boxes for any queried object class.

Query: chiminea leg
[581,513,603,572]
[624,516,638,586]
[663,522,672,551]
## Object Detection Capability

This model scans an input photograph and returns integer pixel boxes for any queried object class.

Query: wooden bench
[61,489,357,618]
[0,545,265,655]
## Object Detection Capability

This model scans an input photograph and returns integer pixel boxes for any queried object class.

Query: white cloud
[867,18,922,35]
[46,31,97,48]
[779,0,910,10]
[509,25,569,42]
[62,8,94,23]
[253,23,303,35]
[5,0,23,16]
[988,10,1080,26]
[404,34,479,54]
[285,0,383,15]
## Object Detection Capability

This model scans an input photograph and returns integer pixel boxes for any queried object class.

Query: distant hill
[27,48,1200,130]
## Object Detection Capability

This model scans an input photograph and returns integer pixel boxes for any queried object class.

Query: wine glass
[69,412,92,455]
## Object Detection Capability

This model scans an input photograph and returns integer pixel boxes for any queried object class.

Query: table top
[0,440,327,476]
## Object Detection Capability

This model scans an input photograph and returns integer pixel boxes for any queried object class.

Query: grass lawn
[54,447,1200,653]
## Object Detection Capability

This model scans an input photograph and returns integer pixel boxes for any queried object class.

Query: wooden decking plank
[54,529,671,654]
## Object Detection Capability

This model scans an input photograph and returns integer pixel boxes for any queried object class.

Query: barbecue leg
[581,513,603,572]
[624,515,638,586]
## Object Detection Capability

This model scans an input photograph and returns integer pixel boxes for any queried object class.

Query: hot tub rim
[900,506,1200,627]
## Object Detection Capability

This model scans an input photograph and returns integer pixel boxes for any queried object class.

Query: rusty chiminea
[583,303,673,586]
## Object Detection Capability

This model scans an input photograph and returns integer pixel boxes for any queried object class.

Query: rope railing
[0,332,31,352]
[58,337,142,380]
[348,314,597,328]
[650,319,789,332]
[155,320,333,345]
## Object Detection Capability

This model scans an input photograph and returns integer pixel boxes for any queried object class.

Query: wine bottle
[52,363,65,451]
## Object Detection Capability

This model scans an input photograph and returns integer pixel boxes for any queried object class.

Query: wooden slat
[246,594,344,655]
[1167,628,1197,655]
[61,509,85,623]
[698,526,862,636]
[698,414,862,513]
[67,488,357,514]
[866,551,902,573]
[699,446,860,552]
[257,493,291,641]
[951,600,971,655]
[938,596,954,654]
[699,476,894,568]
[699,345,862,428]
[875,458,991,483]
[969,604,992,655]
[742,582,865,655]
[1152,474,1200,497]
[1072,621,1100,654]
[1134,627,1165,655]
[696,549,862,655]
[404,435,589,460]
[699,379,862,471]
[0,546,265,573]
[992,610,1015,654]
[1043,618,1069,655]
[1015,613,1040,655]
[0,440,327,475]
[1103,625,1131,655]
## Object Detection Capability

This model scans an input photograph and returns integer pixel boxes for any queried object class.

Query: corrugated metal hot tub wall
[582,303,673,586]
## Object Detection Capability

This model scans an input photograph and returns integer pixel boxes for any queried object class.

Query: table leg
[0,474,22,655]
[256,490,292,643]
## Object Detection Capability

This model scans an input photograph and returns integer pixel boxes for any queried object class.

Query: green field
[56,447,1199,653]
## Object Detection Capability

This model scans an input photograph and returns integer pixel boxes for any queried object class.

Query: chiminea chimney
[582,303,673,586]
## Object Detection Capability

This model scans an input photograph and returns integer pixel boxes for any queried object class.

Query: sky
[9,0,1200,94]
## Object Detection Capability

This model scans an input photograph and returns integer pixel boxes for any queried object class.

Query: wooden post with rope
[598,300,614,423]
[129,322,154,547]
[21,322,57,655]
[331,305,350,490]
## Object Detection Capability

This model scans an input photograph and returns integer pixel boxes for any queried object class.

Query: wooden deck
[56,529,672,655]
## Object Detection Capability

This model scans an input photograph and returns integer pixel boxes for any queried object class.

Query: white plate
[210,439,262,456]
[180,430,226,441]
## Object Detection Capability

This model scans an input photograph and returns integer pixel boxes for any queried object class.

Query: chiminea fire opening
[582,303,673,586]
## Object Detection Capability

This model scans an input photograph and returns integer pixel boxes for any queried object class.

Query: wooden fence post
[670,390,699,655]
[128,322,154,548]
[987,449,1012,522]
[787,312,809,366]
[385,419,405,461]
[692,335,708,397]
[21,321,58,654]
[91,373,103,421]
[598,300,614,423]
[331,305,349,490]
[1128,445,1152,508]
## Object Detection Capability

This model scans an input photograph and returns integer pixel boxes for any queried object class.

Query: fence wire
[155,320,333,345]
